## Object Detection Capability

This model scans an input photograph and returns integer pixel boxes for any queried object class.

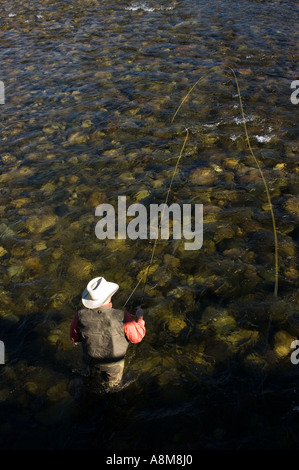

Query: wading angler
[95,196,203,251]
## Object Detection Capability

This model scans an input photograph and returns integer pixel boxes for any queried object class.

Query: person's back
[70,276,145,387]
[78,305,129,363]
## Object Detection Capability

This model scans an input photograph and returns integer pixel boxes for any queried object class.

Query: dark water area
[0,0,299,452]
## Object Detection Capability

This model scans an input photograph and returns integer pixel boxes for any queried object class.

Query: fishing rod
[122,127,190,309]
[122,65,279,311]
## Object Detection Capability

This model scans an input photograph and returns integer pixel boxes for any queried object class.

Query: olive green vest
[77,306,129,363]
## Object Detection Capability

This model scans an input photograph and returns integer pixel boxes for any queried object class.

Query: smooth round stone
[46,383,70,403]
[52,248,64,259]
[87,190,106,207]
[68,258,92,279]
[274,330,296,358]
[1,310,19,323]
[214,314,236,336]
[67,132,89,145]
[225,329,259,353]
[284,196,299,217]
[13,197,31,208]
[1,154,16,165]
[134,190,150,201]
[224,157,239,169]
[0,246,8,257]
[25,214,58,234]
[167,317,187,337]
[189,167,216,185]
[41,182,56,194]
[243,353,268,373]
[35,241,47,251]
[48,334,60,344]
[81,120,92,128]
[24,382,38,394]
[7,265,24,278]
[0,388,10,402]
[0,223,14,239]
[105,239,127,253]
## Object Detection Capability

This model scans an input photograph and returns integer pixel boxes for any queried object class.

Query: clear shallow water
[0,0,299,450]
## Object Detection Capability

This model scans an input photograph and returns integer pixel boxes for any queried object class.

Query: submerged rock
[273,330,296,358]
[48,333,60,345]
[67,257,92,280]
[284,196,299,218]
[243,353,269,375]
[87,190,106,207]
[35,241,47,251]
[166,317,187,337]
[203,205,222,223]
[226,329,259,353]
[1,154,17,165]
[137,263,159,282]
[23,256,43,272]
[213,224,236,244]
[1,312,19,323]
[67,131,89,145]
[13,197,31,208]
[279,235,296,257]
[41,182,56,195]
[0,223,14,239]
[7,264,25,279]
[0,246,8,257]
[189,167,216,185]
[163,254,180,272]
[46,382,70,403]
[105,238,127,253]
[134,190,150,201]
[0,388,10,402]
[24,382,39,395]
[25,214,58,234]
[202,306,236,335]
[224,157,239,169]
[52,247,64,260]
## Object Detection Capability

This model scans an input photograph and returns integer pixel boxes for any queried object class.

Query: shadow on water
[2,288,299,450]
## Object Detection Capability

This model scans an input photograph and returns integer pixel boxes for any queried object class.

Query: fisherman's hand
[136,306,144,319]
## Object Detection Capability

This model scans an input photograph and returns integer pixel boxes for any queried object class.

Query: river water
[0,0,299,451]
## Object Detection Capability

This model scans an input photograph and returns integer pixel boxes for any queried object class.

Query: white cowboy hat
[82,277,119,309]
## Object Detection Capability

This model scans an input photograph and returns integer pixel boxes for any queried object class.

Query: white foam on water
[126,2,175,12]
[126,2,154,11]
[7,12,43,19]
[233,115,255,125]
[202,121,222,128]
[254,135,272,143]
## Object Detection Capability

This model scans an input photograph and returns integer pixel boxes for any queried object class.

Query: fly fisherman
[70,276,145,387]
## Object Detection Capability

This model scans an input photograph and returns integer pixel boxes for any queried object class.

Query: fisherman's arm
[124,307,146,343]
[70,312,81,343]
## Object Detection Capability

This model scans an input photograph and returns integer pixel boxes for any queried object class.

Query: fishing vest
[77,306,129,363]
